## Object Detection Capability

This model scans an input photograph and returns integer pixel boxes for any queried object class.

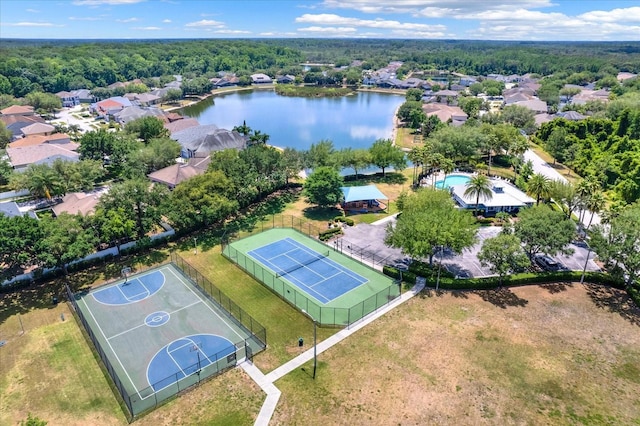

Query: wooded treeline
[2,39,640,98]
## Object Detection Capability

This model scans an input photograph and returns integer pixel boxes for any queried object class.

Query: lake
[180,89,404,151]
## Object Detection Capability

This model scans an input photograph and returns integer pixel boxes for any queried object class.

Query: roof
[0,201,22,218]
[147,159,209,188]
[165,117,199,134]
[135,93,161,103]
[341,185,388,203]
[171,124,246,153]
[55,91,76,98]
[6,144,80,168]
[0,114,44,127]
[512,99,548,113]
[422,104,468,123]
[557,111,587,121]
[1,105,34,115]
[21,122,55,136]
[9,133,70,148]
[52,191,103,216]
[450,178,534,208]
[113,106,165,124]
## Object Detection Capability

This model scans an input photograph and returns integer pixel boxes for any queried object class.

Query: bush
[334,216,354,226]
[319,227,342,241]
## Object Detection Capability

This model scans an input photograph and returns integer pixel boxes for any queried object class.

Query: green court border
[224,228,400,326]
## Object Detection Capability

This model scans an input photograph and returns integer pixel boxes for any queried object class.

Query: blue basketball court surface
[247,237,368,304]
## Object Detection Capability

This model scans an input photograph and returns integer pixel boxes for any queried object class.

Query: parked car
[534,254,563,271]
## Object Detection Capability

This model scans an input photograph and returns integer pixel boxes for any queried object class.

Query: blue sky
[1,0,639,41]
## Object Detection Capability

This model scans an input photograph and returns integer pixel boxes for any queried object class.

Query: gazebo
[340,185,388,213]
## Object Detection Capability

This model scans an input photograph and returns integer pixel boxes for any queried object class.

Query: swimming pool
[435,174,471,189]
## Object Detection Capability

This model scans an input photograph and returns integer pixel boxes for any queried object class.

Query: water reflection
[180,89,403,151]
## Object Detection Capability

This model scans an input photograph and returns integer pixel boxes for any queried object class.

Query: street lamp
[301,309,317,379]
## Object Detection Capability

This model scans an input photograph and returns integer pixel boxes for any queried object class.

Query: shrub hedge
[334,216,355,226]
[319,227,343,241]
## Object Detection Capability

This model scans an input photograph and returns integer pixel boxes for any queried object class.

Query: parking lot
[339,218,600,278]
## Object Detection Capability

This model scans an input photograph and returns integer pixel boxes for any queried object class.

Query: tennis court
[248,237,368,304]
[71,263,264,417]
[224,228,400,326]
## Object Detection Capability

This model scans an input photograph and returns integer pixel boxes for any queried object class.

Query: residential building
[6,143,80,171]
[52,191,103,217]
[148,156,211,189]
[55,91,80,107]
[450,178,535,215]
[422,104,468,125]
[171,124,246,157]
[0,105,35,116]
[20,122,55,137]
[251,73,273,84]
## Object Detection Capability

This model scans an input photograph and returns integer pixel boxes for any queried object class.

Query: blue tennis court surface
[247,237,368,304]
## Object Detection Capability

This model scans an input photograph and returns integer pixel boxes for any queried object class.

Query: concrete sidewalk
[242,279,425,425]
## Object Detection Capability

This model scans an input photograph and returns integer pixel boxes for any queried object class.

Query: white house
[450,178,535,215]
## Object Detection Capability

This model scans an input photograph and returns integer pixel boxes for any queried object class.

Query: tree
[24,92,61,115]
[167,171,239,231]
[549,180,581,220]
[458,96,484,119]
[163,88,182,103]
[306,140,335,169]
[369,138,406,177]
[397,101,423,123]
[98,179,169,240]
[339,148,371,180]
[0,121,12,149]
[385,188,478,267]
[501,105,536,134]
[478,233,529,285]
[0,214,42,273]
[232,120,252,136]
[590,202,640,286]
[20,413,47,426]
[514,205,575,258]
[405,88,423,101]
[303,166,344,208]
[584,190,606,231]
[124,116,169,143]
[91,207,136,254]
[545,127,569,164]
[464,174,493,217]
[10,163,66,200]
[281,147,304,186]
[248,129,270,146]
[37,213,97,274]
[526,173,552,205]
[126,138,180,176]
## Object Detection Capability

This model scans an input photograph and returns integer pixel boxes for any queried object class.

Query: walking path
[241,278,425,426]
[524,149,601,227]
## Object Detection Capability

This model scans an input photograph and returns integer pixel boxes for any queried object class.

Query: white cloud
[298,26,358,33]
[73,0,145,5]
[162,19,171,23]
[295,13,445,31]
[258,31,298,36]
[185,19,225,28]
[1,22,62,27]
[578,7,640,23]
[322,0,554,14]
[132,26,161,30]
[213,29,252,35]
[116,17,139,22]
[26,9,40,13]
[69,16,102,21]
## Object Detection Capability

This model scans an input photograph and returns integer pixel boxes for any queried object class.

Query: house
[148,156,211,189]
[6,143,80,171]
[20,122,55,137]
[571,89,610,105]
[459,76,478,87]
[0,115,45,140]
[450,178,535,215]
[171,124,246,157]
[164,117,199,135]
[403,77,424,88]
[422,104,468,125]
[251,73,272,84]
[617,72,637,82]
[52,191,103,217]
[0,105,35,116]
[9,133,71,148]
[512,99,548,114]
[113,106,165,125]
[107,82,127,90]
[534,113,555,127]
[71,89,93,103]
[126,93,161,106]
[556,111,587,121]
[55,91,80,107]
[433,89,459,103]
[340,185,388,213]
[504,92,533,105]
[91,97,132,117]
[276,75,296,84]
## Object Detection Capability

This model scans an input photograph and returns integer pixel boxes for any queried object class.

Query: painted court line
[166,267,245,342]
[106,300,201,341]
[166,349,188,378]
[78,296,144,401]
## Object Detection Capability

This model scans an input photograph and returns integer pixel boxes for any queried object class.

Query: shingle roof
[1,105,34,115]
[171,124,246,153]
[148,162,206,188]
[9,133,70,148]
[20,122,55,136]
[165,118,200,134]
[7,144,79,168]
[52,192,102,216]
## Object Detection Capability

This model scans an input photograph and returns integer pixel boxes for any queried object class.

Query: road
[523,149,601,227]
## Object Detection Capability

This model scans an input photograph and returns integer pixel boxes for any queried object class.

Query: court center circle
[145,311,170,327]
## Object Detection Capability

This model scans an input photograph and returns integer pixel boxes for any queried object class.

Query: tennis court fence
[222,243,400,328]
[65,259,267,421]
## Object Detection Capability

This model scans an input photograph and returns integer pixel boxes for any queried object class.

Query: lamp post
[301,309,317,379]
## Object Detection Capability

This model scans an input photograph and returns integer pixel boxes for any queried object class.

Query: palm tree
[576,176,601,223]
[464,174,493,217]
[508,136,529,177]
[232,120,252,136]
[526,173,552,205]
[585,191,606,231]
[248,130,270,146]
[440,158,455,188]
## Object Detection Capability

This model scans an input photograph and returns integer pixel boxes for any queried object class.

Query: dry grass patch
[273,284,640,425]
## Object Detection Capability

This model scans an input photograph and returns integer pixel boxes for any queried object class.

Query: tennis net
[275,250,330,278]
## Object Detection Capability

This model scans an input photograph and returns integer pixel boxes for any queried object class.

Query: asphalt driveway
[339,218,600,278]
